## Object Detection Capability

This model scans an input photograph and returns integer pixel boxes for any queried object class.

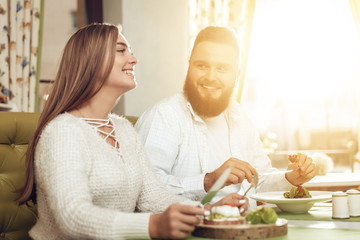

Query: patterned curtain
[188,0,256,103]
[0,0,41,112]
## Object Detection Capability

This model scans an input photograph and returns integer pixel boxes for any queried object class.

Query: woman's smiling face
[104,33,138,94]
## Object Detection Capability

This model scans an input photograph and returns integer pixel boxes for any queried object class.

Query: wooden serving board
[192,218,288,239]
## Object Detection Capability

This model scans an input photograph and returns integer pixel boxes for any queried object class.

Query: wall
[103,0,125,114]
[40,0,189,117]
[38,0,77,111]
[40,0,77,80]
[120,0,189,116]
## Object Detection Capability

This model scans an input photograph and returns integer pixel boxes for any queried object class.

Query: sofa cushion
[0,112,39,240]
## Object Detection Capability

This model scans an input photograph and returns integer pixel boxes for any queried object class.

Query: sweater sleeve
[35,120,151,240]
[133,133,199,214]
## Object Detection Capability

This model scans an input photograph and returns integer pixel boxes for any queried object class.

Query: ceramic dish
[251,191,332,213]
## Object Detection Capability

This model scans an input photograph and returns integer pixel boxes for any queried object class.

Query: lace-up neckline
[80,117,120,151]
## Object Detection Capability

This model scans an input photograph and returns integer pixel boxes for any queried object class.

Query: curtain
[188,0,256,103]
[0,0,42,112]
[349,0,360,41]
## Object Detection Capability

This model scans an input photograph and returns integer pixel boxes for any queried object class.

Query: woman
[17,23,247,240]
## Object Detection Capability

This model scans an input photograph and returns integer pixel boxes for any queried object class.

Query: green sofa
[0,112,138,240]
[0,112,39,240]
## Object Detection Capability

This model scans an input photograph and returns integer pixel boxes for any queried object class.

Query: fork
[240,170,259,200]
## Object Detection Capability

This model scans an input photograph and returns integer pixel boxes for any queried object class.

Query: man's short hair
[190,26,240,59]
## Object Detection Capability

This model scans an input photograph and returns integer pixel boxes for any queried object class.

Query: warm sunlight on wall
[242,0,360,170]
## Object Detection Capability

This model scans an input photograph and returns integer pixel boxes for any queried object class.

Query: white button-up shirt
[135,93,292,209]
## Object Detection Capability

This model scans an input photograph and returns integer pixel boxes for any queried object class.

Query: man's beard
[183,74,234,118]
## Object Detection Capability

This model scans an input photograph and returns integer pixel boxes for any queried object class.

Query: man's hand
[149,204,203,239]
[285,153,316,186]
[204,157,255,192]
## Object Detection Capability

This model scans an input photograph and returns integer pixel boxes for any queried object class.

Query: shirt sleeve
[35,121,151,240]
[135,106,207,200]
[244,118,293,192]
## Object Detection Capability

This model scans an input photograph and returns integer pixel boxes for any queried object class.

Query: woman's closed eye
[117,49,126,53]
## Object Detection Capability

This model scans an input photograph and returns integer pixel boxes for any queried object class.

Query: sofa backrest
[0,112,40,240]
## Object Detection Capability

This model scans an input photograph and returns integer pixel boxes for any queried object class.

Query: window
[243,0,360,171]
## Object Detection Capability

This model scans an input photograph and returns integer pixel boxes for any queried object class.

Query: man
[135,26,316,209]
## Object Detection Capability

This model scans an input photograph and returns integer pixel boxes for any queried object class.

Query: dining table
[186,202,360,240]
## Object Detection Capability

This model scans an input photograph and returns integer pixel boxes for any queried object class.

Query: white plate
[251,191,332,213]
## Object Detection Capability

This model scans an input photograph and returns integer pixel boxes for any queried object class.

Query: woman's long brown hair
[16,23,119,204]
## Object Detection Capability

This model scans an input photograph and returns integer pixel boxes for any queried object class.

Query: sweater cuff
[113,212,151,239]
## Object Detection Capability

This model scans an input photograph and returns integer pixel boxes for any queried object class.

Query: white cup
[346,189,360,217]
[332,191,349,219]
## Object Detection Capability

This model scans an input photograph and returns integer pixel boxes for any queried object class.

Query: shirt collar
[185,99,205,124]
[225,100,243,123]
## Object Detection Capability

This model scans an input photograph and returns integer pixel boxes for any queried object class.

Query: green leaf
[262,207,278,224]
[246,206,278,224]
[201,191,218,205]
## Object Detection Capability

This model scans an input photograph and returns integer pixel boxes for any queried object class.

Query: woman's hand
[149,203,203,239]
[211,193,249,216]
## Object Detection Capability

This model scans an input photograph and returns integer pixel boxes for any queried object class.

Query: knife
[260,169,293,176]
[201,167,231,206]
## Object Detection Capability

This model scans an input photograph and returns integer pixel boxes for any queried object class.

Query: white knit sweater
[29,113,192,240]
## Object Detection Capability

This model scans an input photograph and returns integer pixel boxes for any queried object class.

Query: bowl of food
[251,187,332,213]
